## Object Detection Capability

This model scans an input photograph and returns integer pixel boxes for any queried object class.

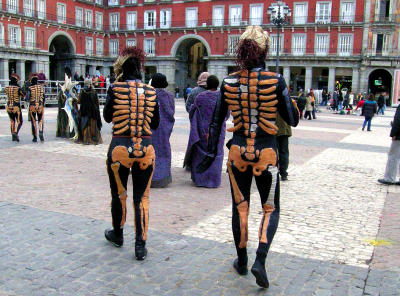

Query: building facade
[0,0,399,103]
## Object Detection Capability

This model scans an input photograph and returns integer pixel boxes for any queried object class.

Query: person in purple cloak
[184,75,229,188]
[150,73,175,188]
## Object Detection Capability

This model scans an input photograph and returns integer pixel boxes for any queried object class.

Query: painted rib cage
[29,85,44,105]
[111,81,157,138]
[224,70,279,138]
[5,86,20,106]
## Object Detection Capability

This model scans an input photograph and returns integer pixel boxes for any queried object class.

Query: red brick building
[0,0,399,102]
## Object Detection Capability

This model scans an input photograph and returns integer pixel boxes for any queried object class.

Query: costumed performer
[5,74,24,142]
[197,26,299,288]
[103,47,160,260]
[26,74,45,142]
[150,73,175,188]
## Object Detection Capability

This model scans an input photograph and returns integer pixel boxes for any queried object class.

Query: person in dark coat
[276,113,292,181]
[377,93,385,115]
[296,91,306,119]
[78,78,102,144]
[378,104,400,185]
[362,94,377,131]
[150,73,175,188]
[185,72,210,113]
[184,75,228,188]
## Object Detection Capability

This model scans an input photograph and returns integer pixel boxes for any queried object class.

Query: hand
[196,154,215,174]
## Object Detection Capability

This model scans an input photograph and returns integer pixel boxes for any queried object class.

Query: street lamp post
[267,0,291,74]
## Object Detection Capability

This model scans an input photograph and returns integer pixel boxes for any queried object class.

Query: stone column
[328,67,336,93]
[351,68,360,93]
[305,66,312,93]
[359,67,368,94]
[283,67,291,87]
[0,59,9,83]
[16,60,26,83]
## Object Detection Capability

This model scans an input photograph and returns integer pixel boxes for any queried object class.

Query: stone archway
[48,32,76,80]
[368,69,392,98]
[171,35,211,90]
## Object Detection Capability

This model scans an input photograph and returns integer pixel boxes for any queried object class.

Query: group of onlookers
[296,89,317,120]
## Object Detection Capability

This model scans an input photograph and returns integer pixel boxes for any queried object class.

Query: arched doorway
[368,69,392,98]
[49,33,75,80]
[173,37,209,90]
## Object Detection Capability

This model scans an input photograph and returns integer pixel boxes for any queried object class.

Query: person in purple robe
[150,73,175,188]
[184,75,228,188]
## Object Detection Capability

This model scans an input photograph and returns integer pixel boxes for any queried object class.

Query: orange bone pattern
[5,86,22,106]
[112,81,156,137]
[224,70,280,137]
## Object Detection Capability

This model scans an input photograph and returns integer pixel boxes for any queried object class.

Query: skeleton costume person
[26,75,45,142]
[103,47,159,260]
[5,74,24,142]
[197,26,299,288]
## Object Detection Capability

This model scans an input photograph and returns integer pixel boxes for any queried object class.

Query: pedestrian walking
[297,91,306,119]
[305,92,313,120]
[174,86,179,99]
[361,94,377,131]
[377,93,385,115]
[378,104,400,185]
[276,113,292,181]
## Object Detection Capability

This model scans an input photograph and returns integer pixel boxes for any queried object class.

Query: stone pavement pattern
[0,101,399,295]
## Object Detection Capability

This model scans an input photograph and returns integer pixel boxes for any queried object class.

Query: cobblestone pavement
[0,101,399,295]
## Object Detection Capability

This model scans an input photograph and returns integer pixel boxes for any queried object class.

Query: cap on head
[197,72,210,87]
[239,26,271,50]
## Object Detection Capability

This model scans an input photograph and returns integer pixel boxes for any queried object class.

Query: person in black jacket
[378,105,400,185]
[103,47,160,261]
[361,94,377,131]
[377,93,385,115]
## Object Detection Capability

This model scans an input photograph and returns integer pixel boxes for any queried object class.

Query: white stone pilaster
[283,67,291,87]
[328,67,336,93]
[352,68,360,93]
[305,66,312,93]
[16,60,26,83]
[0,59,9,83]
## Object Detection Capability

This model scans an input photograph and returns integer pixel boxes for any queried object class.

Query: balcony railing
[0,39,40,50]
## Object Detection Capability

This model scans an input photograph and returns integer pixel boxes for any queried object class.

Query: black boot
[39,132,44,142]
[233,258,248,275]
[11,133,16,141]
[104,229,123,247]
[15,134,19,142]
[135,240,147,261]
[251,252,269,288]
[32,136,37,143]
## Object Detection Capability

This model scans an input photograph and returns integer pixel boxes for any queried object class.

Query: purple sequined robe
[184,90,228,188]
[151,89,175,187]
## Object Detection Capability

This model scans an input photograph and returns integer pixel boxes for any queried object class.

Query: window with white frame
[24,0,35,17]
[144,38,155,55]
[270,34,284,54]
[250,4,263,25]
[160,9,171,29]
[229,5,242,26]
[37,0,46,20]
[109,39,119,56]
[110,13,119,31]
[76,8,83,27]
[213,6,224,26]
[126,38,136,47]
[227,35,240,55]
[292,34,306,55]
[57,3,67,24]
[126,0,137,4]
[340,1,355,23]
[8,25,21,47]
[85,10,93,28]
[314,34,329,55]
[86,37,93,55]
[0,24,4,46]
[382,34,391,55]
[127,12,137,30]
[95,12,103,30]
[338,34,353,56]
[108,0,118,5]
[315,2,331,23]
[24,27,35,49]
[144,10,156,29]
[7,0,18,13]
[294,3,308,24]
[186,8,198,28]
[96,38,103,56]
